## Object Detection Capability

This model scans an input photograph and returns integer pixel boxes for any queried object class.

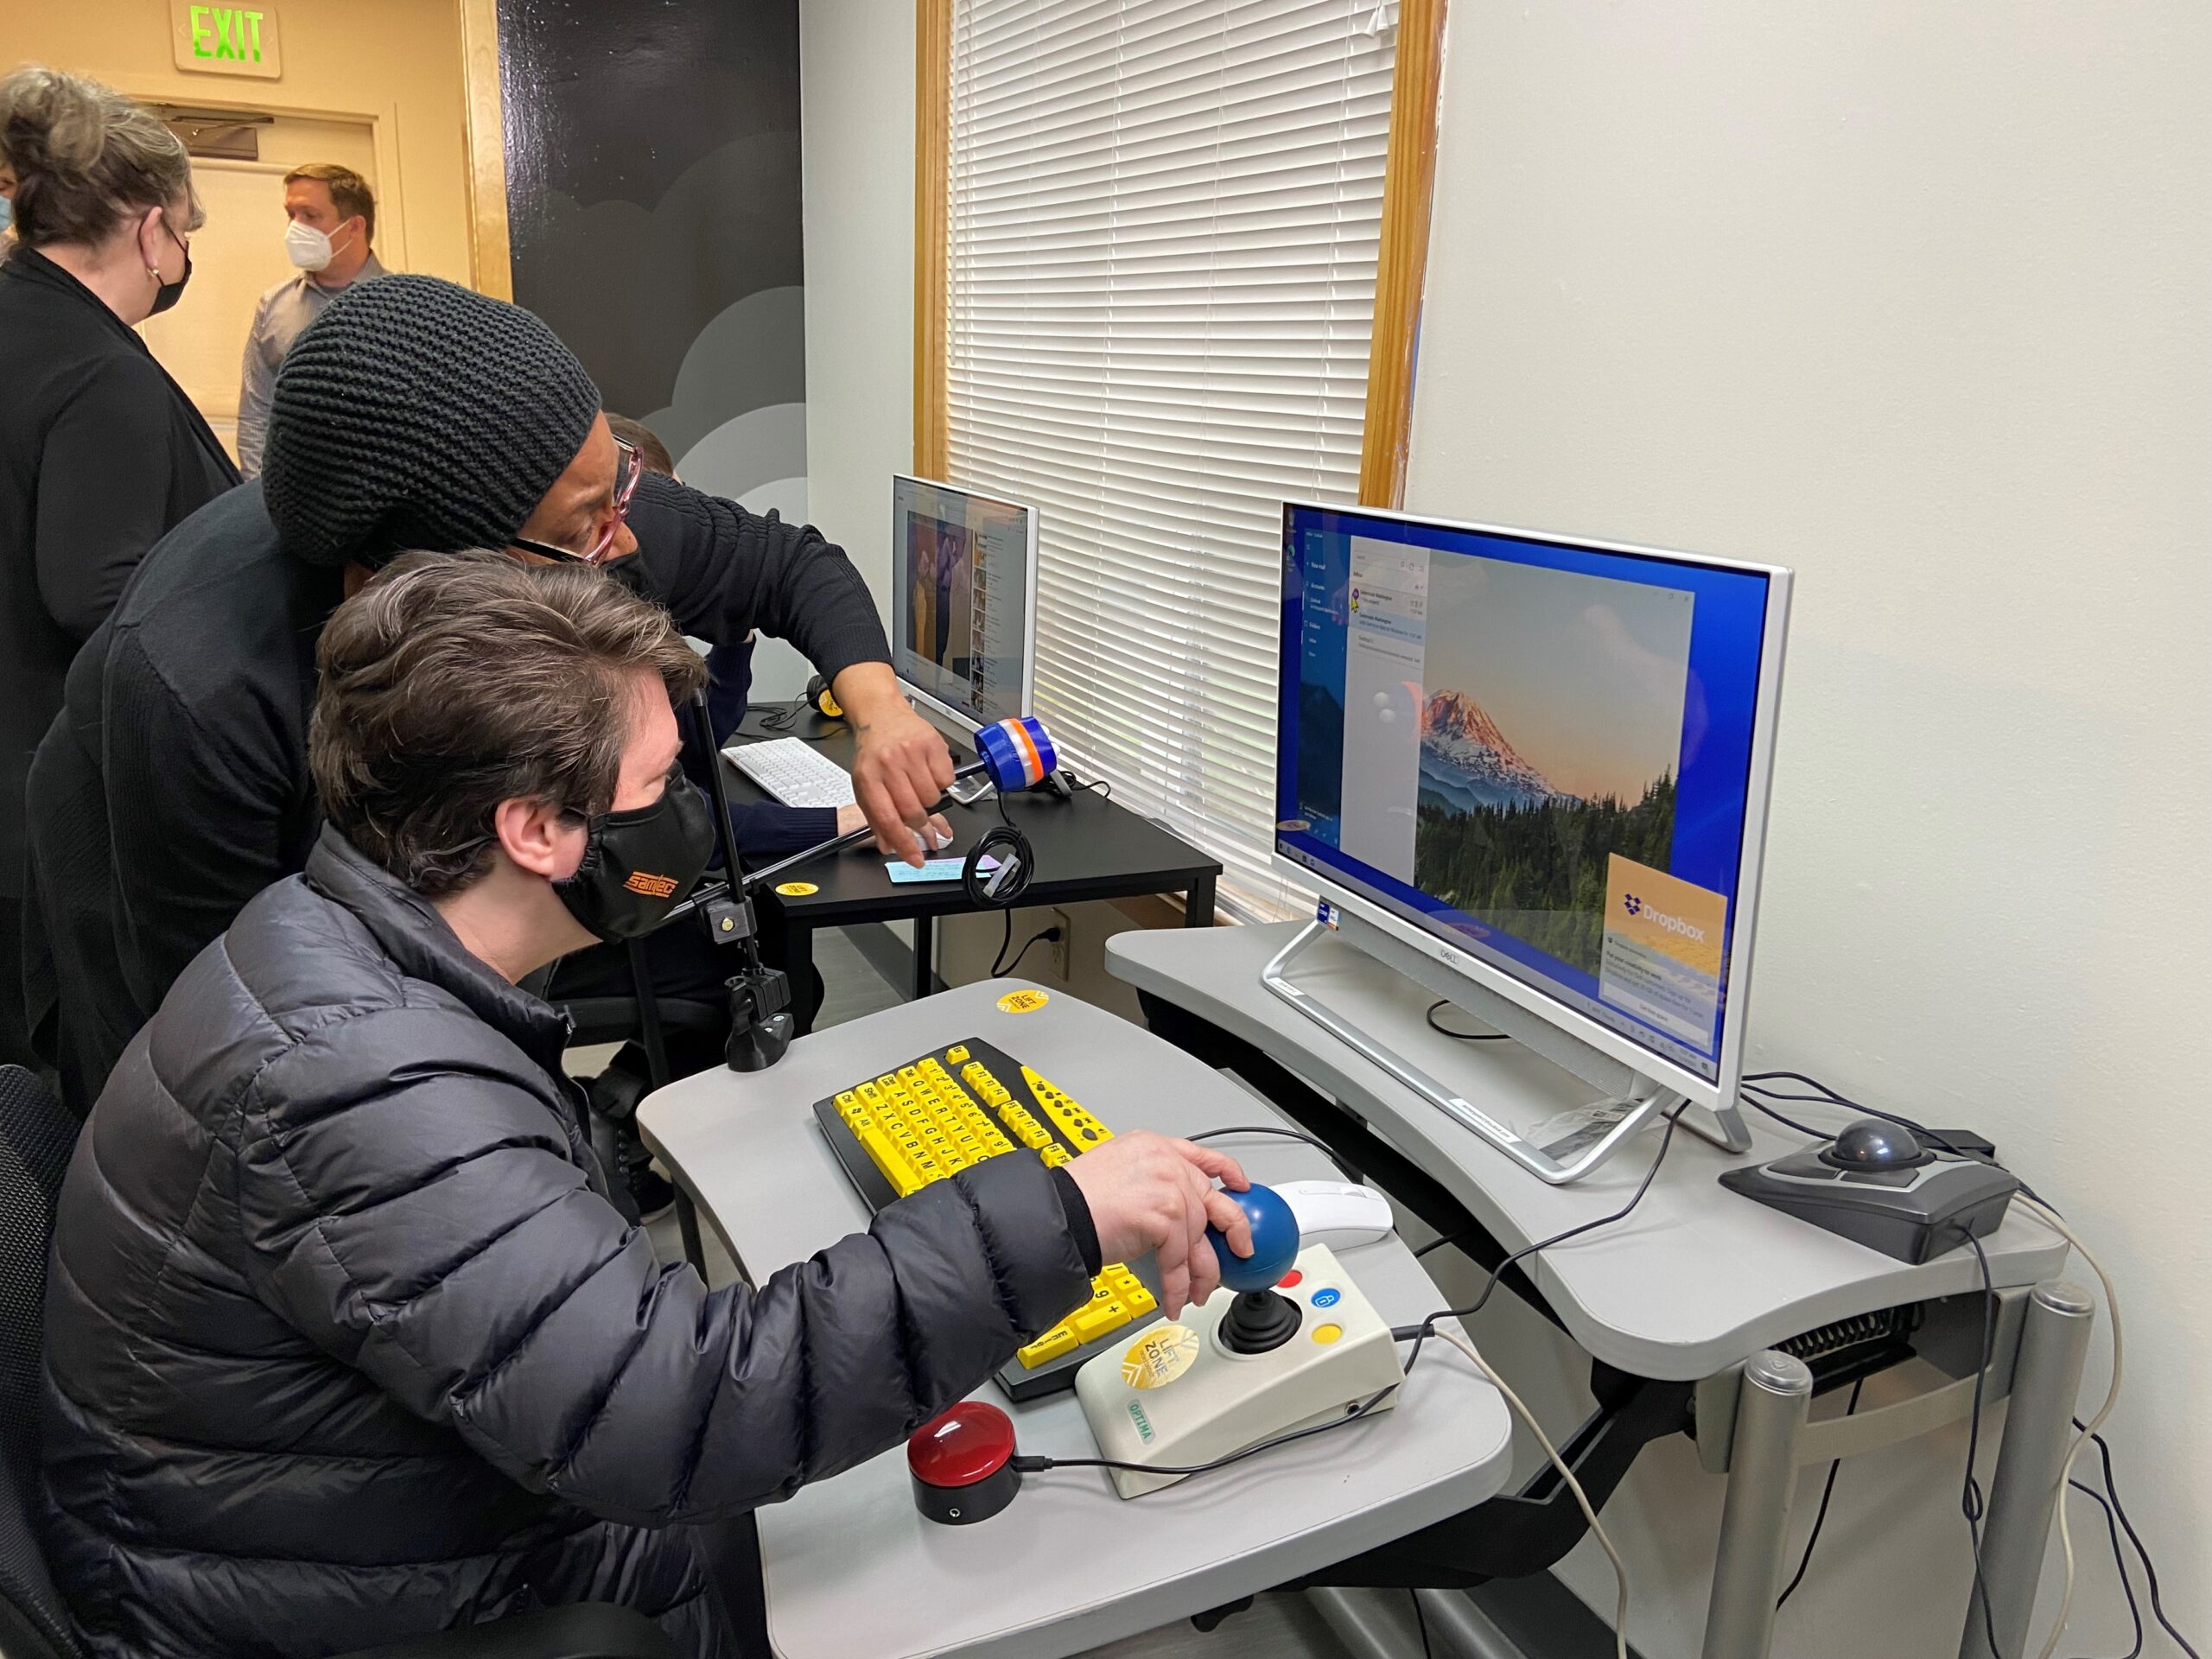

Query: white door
[138,113,378,461]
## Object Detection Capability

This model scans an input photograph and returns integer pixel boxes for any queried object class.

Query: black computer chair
[0,1065,677,1659]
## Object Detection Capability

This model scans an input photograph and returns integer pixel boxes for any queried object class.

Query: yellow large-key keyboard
[811,1037,1165,1400]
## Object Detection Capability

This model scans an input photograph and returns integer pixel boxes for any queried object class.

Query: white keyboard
[723,738,856,810]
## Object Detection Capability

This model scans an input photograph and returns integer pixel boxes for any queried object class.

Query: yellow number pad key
[1016,1268,1147,1369]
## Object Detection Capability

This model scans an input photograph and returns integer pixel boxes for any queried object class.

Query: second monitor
[891,475,1038,733]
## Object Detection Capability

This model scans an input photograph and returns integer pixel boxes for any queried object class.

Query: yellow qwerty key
[829,1042,1155,1377]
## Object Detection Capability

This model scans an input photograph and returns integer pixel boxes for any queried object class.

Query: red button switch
[908,1400,1021,1525]
[1277,1269,1303,1289]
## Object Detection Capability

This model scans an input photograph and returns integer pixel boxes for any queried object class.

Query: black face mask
[149,239,191,317]
[553,772,718,942]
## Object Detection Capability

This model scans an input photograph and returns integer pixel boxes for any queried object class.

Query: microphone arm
[676,710,1064,1071]
[683,692,796,1071]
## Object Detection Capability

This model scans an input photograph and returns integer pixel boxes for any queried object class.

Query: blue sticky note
[886,855,998,885]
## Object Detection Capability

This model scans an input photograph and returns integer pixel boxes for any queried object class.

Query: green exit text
[188,7,268,64]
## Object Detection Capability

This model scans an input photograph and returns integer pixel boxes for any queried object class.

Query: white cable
[1433,1322,1629,1659]
[2016,1197,2124,1659]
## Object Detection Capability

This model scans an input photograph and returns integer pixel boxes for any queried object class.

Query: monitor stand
[1260,910,1752,1185]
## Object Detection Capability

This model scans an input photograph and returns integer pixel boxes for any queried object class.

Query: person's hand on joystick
[1065,1133,1253,1316]
[1207,1185,1304,1353]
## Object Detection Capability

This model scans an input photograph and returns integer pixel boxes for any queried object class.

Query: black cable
[1186,1124,1363,1182]
[2063,1478,2144,1659]
[1961,1230,2005,1659]
[1425,999,1510,1040]
[1413,1232,1460,1258]
[736,704,842,742]
[2078,1425,2201,1659]
[1014,1376,1402,1480]
[1394,1107,1686,1376]
[1776,1376,1865,1607]
[1738,1091,1833,1142]
[1411,1588,1433,1659]
[990,913,1058,978]
[1071,774,1113,801]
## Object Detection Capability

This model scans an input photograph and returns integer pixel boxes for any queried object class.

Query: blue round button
[1310,1287,1342,1309]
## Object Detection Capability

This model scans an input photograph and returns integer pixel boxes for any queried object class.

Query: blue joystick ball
[1207,1183,1300,1293]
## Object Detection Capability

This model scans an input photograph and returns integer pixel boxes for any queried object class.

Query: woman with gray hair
[0,65,238,1071]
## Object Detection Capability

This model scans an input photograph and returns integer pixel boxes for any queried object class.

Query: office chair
[0,1065,677,1659]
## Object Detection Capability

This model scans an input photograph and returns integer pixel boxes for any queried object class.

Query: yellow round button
[774,881,818,897]
[1311,1323,1344,1345]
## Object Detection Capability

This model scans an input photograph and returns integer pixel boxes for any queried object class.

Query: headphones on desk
[804,674,843,720]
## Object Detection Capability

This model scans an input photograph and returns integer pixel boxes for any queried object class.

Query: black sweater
[23,471,891,1110]
[0,246,238,897]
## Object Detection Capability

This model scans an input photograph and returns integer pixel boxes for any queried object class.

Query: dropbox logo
[1624,893,1706,944]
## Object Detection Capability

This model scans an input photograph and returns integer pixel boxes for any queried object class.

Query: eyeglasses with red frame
[510,436,642,566]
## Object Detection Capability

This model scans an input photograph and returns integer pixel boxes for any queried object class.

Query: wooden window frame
[912,0,1448,506]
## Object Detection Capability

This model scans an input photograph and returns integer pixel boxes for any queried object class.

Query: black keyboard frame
[812,1035,1167,1401]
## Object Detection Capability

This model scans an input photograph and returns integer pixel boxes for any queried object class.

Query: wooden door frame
[456,0,513,299]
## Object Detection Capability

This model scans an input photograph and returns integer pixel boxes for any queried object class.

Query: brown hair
[309,551,706,896]
[0,66,199,247]
[605,414,676,478]
[283,161,376,242]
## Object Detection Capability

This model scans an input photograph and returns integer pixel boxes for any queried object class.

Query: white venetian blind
[944,0,1396,917]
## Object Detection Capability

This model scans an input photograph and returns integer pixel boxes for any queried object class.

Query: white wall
[767,0,917,699]
[1407,3,2210,1654]
[798,0,914,620]
[799,3,2210,1650]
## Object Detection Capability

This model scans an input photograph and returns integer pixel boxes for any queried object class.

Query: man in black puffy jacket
[39,554,1252,1659]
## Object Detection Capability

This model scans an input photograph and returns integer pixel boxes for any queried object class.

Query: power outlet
[1045,907,1072,980]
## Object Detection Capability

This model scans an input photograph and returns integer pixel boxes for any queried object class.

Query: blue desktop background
[1275,505,1777,1064]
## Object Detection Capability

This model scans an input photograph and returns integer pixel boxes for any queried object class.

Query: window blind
[944,0,1397,918]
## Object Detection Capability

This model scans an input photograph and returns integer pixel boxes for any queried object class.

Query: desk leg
[1960,1281,2094,1659]
[1185,874,1217,927]
[1701,1351,1812,1659]
[787,924,818,1038]
[674,1191,706,1274]
[911,913,936,1001]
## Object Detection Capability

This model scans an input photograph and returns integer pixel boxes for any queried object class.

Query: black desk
[722,703,1221,1029]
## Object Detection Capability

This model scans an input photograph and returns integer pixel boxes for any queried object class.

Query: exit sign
[172,4,283,79]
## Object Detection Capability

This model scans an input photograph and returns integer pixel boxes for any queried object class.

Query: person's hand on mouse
[1065,1134,1252,1316]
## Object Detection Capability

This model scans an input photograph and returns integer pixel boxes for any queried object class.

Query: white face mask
[285,218,353,273]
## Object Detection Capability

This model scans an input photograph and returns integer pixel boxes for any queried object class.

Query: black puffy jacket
[40,829,1096,1659]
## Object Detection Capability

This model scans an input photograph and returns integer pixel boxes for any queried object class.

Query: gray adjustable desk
[1109,923,2088,1659]
[636,981,1515,1659]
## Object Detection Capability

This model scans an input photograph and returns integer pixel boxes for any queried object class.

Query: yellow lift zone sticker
[773,881,818,897]
[1121,1323,1199,1389]
[996,988,1050,1014]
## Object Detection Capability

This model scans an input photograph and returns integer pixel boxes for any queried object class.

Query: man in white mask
[236,162,385,475]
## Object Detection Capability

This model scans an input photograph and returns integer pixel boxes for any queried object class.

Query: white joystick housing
[1072,1243,1403,1498]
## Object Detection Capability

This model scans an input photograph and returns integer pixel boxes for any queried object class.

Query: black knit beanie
[262,274,602,569]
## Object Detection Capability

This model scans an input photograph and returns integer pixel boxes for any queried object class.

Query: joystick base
[1219,1289,1300,1354]
[1073,1244,1402,1498]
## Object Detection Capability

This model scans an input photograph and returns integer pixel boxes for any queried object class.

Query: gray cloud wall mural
[496,0,806,523]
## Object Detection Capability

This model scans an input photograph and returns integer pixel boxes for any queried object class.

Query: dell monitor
[1271,502,1791,1183]
[891,475,1039,734]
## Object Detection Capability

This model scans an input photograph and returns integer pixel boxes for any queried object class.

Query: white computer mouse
[1274,1179,1395,1250]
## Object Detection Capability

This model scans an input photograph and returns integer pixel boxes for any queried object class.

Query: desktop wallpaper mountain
[1414,690,1676,976]
[1410,556,1694,977]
